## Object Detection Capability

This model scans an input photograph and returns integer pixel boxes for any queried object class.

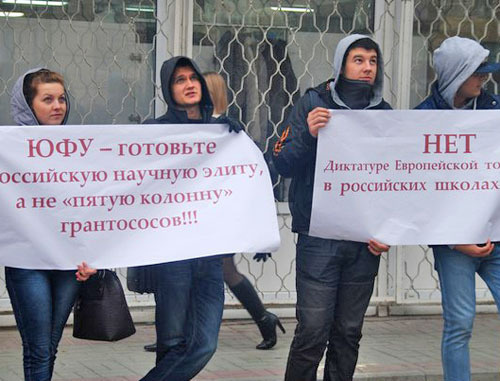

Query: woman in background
[204,71,285,350]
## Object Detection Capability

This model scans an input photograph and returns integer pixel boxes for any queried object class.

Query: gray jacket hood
[331,34,384,109]
[10,67,70,126]
[433,36,489,109]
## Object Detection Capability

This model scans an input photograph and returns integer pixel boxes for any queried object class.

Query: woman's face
[31,82,67,125]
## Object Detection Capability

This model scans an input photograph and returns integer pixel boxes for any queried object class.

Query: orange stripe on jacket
[273,125,290,156]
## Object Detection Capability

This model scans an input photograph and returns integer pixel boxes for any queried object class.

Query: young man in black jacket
[416,36,500,381]
[140,56,236,381]
[273,34,391,381]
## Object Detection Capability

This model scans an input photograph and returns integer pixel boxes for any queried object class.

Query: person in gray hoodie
[273,34,391,381]
[416,37,500,381]
[7,68,96,381]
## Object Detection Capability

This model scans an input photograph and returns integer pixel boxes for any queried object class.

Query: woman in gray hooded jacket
[6,68,96,381]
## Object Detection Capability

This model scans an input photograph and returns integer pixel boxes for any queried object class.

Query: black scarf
[335,75,373,109]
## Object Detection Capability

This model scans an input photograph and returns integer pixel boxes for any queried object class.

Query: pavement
[0,314,499,381]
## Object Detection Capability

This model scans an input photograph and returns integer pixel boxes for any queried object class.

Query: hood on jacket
[433,36,490,109]
[330,34,384,109]
[10,67,70,126]
[159,56,213,123]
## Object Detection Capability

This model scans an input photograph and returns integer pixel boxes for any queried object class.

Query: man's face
[343,47,378,85]
[457,72,488,100]
[171,66,202,108]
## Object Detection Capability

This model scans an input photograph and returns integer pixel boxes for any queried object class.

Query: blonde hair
[203,72,228,115]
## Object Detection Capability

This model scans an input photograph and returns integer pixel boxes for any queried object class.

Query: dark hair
[23,69,65,108]
[174,57,198,74]
[342,38,379,69]
[176,57,194,69]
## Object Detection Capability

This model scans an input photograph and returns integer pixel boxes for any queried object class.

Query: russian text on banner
[0,124,280,269]
[309,110,500,245]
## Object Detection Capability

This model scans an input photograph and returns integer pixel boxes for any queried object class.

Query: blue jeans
[433,245,500,381]
[285,234,380,381]
[5,267,81,381]
[141,257,224,381]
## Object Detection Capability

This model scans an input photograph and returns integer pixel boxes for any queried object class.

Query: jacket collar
[430,82,499,109]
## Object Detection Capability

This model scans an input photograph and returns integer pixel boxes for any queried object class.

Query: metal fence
[0,0,499,323]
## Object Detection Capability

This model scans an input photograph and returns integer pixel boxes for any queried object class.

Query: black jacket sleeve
[272,92,319,178]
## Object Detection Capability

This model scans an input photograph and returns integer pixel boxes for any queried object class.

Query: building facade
[0,0,499,324]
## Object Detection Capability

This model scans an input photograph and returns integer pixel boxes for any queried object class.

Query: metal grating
[0,0,499,318]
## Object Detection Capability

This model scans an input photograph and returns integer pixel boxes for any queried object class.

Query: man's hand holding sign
[307,107,390,255]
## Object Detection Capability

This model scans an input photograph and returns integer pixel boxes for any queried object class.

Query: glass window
[0,0,157,125]
[411,0,500,107]
[193,0,375,201]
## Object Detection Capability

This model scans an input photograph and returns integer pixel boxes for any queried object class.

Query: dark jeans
[285,234,380,381]
[141,257,224,381]
[5,267,80,381]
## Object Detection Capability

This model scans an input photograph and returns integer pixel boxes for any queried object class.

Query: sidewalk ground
[0,315,499,380]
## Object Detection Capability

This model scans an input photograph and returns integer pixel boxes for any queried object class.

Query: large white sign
[310,110,500,245]
[0,124,280,269]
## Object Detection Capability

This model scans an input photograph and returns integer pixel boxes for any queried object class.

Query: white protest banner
[0,124,280,269]
[309,110,500,245]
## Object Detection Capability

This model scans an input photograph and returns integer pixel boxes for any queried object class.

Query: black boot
[255,311,286,350]
[228,277,285,350]
[144,342,157,352]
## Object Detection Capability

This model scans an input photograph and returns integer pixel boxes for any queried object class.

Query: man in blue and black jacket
[141,56,240,381]
[273,34,391,381]
[416,36,500,381]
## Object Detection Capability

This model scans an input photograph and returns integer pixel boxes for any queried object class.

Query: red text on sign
[423,134,476,154]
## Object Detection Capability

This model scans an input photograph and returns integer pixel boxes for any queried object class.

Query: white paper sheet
[0,124,280,269]
[310,110,500,245]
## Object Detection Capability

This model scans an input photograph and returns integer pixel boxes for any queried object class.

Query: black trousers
[284,234,380,381]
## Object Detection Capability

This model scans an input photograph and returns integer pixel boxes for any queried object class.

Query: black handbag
[73,270,136,341]
[126,265,156,294]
